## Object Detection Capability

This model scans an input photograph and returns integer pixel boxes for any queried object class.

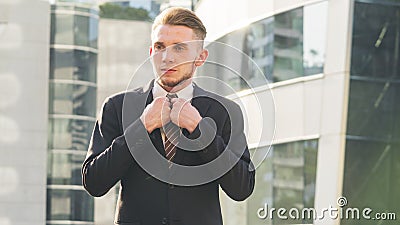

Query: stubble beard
[158,63,196,90]
[159,73,192,88]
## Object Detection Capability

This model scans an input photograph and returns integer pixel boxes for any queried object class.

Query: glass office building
[195,0,400,224]
[343,1,400,225]
[47,2,98,224]
[196,2,327,224]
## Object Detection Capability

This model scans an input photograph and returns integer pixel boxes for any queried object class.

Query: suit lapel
[172,84,213,167]
[191,83,212,117]
[134,81,166,157]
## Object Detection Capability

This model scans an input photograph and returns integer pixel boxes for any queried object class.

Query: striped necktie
[164,93,180,161]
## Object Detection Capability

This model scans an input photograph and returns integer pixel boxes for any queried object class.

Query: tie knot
[166,93,178,100]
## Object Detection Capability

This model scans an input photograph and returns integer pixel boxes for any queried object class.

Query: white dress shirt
[152,80,194,101]
[152,80,194,143]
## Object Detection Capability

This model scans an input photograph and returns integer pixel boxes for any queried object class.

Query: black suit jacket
[82,81,255,225]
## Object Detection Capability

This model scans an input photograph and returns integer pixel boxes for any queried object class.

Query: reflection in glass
[47,152,86,185]
[48,118,95,151]
[303,2,327,75]
[247,140,318,225]
[46,189,94,221]
[50,13,73,45]
[273,140,318,224]
[49,83,97,117]
[243,18,274,82]
[273,7,303,82]
[343,1,400,224]
[51,12,98,48]
[200,2,327,91]
[247,147,273,225]
[48,4,98,225]
[50,49,97,82]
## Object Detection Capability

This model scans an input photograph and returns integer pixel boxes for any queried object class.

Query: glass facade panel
[47,152,86,185]
[48,118,94,151]
[247,147,273,225]
[75,15,90,47]
[343,1,400,224]
[273,8,303,82]
[50,49,97,82]
[49,83,96,117]
[201,2,327,91]
[89,16,98,48]
[51,13,98,48]
[247,140,318,225]
[51,13,73,45]
[46,189,94,221]
[273,140,318,224]
[303,2,327,76]
[48,4,98,225]
[244,18,275,82]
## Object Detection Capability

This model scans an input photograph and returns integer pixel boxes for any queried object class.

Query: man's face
[150,25,207,91]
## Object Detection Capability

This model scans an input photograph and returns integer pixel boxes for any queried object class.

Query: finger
[171,99,187,107]
[170,98,179,104]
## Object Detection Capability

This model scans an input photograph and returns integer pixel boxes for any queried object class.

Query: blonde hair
[152,7,207,40]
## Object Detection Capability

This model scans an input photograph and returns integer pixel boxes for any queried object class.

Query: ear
[194,49,209,67]
[149,46,153,56]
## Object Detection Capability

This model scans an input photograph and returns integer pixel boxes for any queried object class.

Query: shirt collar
[152,80,194,101]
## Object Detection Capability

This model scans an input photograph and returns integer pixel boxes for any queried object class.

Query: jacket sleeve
[187,102,256,201]
[81,97,148,197]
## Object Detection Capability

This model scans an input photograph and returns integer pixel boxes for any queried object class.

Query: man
[82,7,255,225]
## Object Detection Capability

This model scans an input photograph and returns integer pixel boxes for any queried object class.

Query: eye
[173,44,185,52]
[154,44,164,51]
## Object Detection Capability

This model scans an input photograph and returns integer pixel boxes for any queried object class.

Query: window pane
[46,189,94,221]
[50,49,97,82]
[342,139,400,225]
[273,7,303,82]
[347,80,400,141]
[247,140,318,224]
[51,14,74,45]
[247,147,273,225]
[198,2,327,90]
[89,16,98,49]
[48,118,95,151]
[51,13,98,48]
[244,18,275,82]
[75,15,90,47]
[49,83,97,117]
[47,152,85,185]
[303,2,327,76]
[343,2,400,224]
[350,2,400,80]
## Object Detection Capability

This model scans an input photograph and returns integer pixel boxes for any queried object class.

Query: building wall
[97,19,152,109]
[95,18,152,225]
[0,0,50,225]
[196,0,353,225]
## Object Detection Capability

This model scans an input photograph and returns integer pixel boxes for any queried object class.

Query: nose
[161,48,175,63]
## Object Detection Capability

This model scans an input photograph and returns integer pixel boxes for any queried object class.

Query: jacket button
[162,217,168,224]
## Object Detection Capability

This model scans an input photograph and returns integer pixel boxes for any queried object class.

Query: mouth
[161,68,177,74]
